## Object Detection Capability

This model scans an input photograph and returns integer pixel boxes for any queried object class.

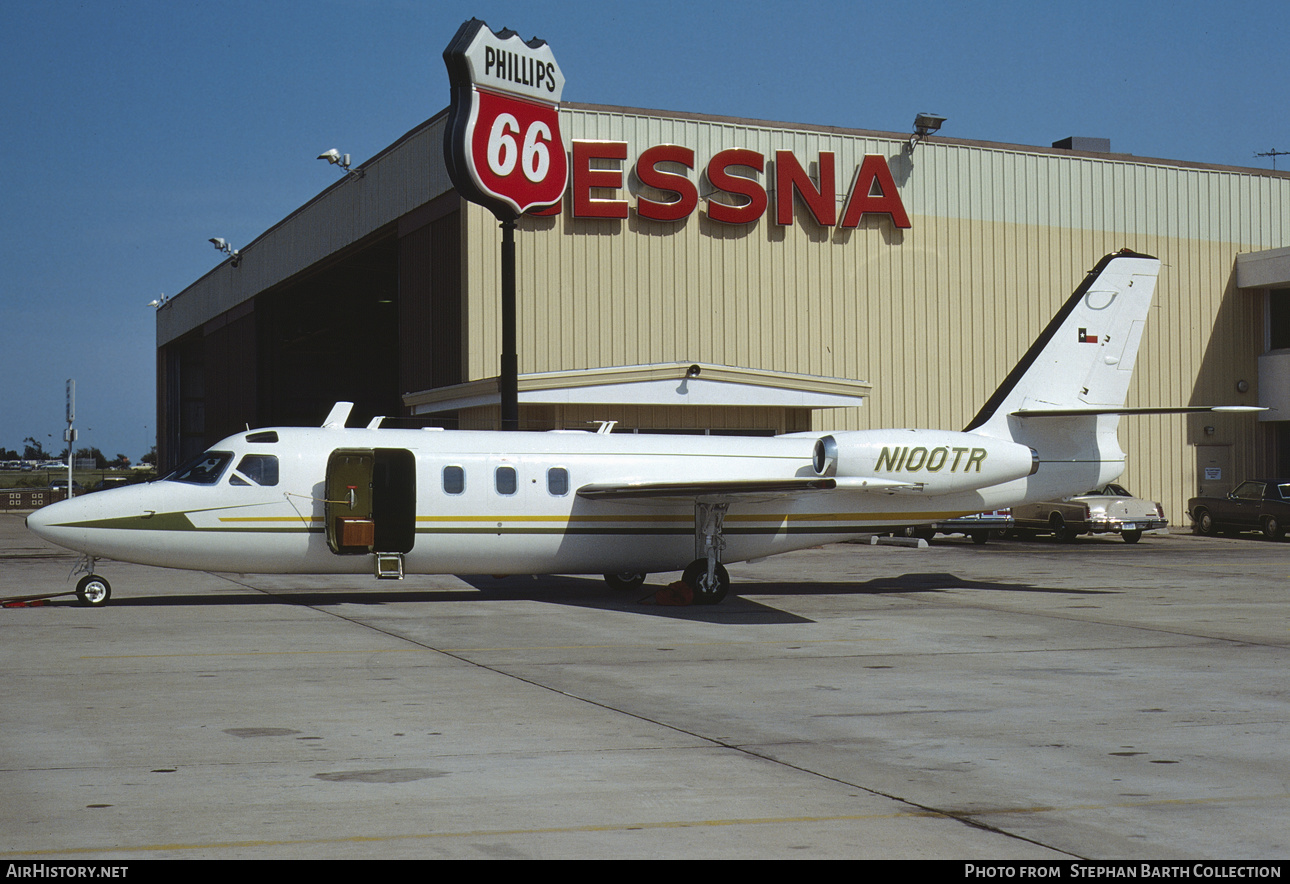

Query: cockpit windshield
[161,451,233,485]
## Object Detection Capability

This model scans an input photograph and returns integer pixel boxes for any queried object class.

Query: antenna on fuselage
[322,402,354,428]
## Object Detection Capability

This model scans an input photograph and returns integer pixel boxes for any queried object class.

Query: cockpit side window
[163,451,233,485]
[231,454,279,487]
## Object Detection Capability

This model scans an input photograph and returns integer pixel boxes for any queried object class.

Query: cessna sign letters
[568,142,911,229]
[444,19,910,231]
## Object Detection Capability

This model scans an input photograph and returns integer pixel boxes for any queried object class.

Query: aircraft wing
[576,477,837,501]
[576,476,923,501]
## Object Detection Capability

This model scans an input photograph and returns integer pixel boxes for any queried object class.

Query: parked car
[47,479,85,498]
[887,509,1014,544]
[89,476,130,493]
[1188,479,1290,540]
[1012,484,1167,543]
[935,509,1014,544]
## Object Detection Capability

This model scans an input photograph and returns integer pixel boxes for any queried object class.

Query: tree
[140,447,157,467]
[23,437,47,461]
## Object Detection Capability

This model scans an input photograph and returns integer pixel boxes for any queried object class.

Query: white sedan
[1011,484,1168,543]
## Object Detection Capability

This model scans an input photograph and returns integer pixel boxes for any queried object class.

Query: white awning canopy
[404,362,871,414]
[1236,245,1290,289]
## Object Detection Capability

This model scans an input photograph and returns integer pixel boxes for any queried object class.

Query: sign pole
[500,218,519,431]
[443,19,567,431]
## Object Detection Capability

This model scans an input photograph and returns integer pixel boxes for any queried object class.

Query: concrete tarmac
[0,512,1286,859]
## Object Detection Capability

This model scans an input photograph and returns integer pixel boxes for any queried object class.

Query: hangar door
[325,448,416,555]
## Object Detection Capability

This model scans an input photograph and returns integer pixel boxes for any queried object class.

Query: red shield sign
[444,19,567,219]
[465,88,568,216]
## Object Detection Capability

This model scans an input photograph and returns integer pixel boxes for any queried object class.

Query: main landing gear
[600,501,733,605]
[603,572,647,592]
[686,501,731,605]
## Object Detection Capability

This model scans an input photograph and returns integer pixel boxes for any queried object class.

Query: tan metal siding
[458,106,1290,522]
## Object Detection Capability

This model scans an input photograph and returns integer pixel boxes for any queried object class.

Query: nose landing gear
[75,573,112,607]
[72,555,111,607]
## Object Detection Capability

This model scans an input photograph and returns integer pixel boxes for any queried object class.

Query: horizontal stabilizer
[1012,405,1267,418]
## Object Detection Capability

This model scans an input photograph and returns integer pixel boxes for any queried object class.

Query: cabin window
[230,454,279,487]
[495,465,517,495]
[547,467,569,496]
[164,451,233,485]
[443,465,465,495]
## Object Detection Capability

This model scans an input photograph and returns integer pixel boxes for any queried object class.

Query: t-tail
[963,248,1162,496]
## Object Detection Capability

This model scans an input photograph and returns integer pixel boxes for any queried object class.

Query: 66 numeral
[487,114,552,183]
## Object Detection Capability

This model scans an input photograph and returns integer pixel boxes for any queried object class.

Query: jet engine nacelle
[813,429,1039,495]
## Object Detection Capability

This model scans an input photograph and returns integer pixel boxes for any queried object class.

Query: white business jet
[27,250,1251,607]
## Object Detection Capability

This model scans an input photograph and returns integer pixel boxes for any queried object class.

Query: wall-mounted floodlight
[318,148,363,178]
[209,237,241,267]
[906,113,947,152]
[148,294,169,308]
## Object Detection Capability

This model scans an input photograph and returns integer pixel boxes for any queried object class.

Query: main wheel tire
[603,572,647,592]
[1263,515,1285,540]
[682,558,730,605]
[1194,508,1217,536]
[969,531,989,545]
[1051,515,1076,543]
[75,574,111,607]
[1122,529,1142,543]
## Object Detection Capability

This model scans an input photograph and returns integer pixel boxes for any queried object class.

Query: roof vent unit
[1053,136,1111,153]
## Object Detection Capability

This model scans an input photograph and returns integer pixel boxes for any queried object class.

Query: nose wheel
[75,574,112,607]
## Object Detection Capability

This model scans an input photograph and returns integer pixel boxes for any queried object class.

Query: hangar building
[156,102,1290,525]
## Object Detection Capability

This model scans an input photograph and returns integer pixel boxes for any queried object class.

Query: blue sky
[2,0,1286,460]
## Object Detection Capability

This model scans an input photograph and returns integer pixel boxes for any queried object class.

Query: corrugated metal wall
[461,106,1290,523]
[158,114,451,349]
[398,196,464,397]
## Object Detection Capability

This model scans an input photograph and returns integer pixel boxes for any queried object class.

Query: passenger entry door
[325,448,416,555]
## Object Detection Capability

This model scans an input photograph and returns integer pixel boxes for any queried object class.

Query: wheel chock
[644,579,695,606]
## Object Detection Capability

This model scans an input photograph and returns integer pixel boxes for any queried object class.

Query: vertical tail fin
[965,249,1161,437]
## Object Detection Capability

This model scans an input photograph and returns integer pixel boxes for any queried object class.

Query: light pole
[64,380,76,498]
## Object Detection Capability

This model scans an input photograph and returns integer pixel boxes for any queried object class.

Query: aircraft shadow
[40,570,1102,623]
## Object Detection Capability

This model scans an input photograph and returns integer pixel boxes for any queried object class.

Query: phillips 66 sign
[443,19,568,219]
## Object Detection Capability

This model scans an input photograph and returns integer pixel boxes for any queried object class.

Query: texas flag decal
[1078,328,1099,343]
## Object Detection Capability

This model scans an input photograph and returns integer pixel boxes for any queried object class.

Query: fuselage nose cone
[24,499,67,542]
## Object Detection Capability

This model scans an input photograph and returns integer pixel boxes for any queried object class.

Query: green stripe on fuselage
[50,512,317,532]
